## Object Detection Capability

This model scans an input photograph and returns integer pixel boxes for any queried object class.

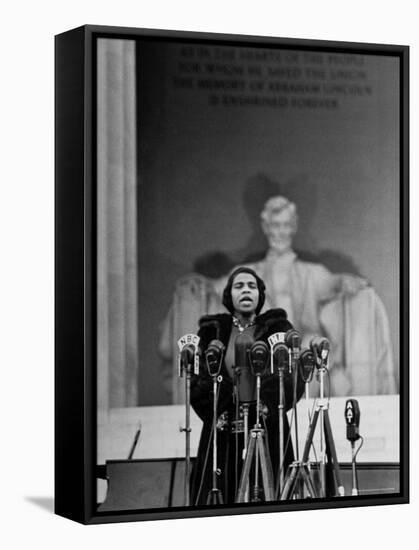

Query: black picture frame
[55,24,409,524]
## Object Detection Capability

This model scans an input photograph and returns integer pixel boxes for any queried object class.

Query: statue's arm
[311,263,368,302]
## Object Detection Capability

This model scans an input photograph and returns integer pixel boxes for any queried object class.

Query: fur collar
[198,308,290,346]
[199,308,287,328]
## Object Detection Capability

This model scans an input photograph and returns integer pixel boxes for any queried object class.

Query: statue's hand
[340,273,369,296]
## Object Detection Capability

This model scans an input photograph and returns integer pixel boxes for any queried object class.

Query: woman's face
[231,272,259,316]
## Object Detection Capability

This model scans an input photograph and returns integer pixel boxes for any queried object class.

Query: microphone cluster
[267,331,316,365]
[178,330,332,400]
[177,326,369,501]
[267,332,332,382]
[177,330,331,378]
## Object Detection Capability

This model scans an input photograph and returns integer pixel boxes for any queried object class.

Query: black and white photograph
[70,27,407,518]
[5,2,416,547]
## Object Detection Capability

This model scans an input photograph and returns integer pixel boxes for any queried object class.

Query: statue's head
[260,196,298,255]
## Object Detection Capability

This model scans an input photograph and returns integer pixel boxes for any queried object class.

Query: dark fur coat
[190,309,305,505]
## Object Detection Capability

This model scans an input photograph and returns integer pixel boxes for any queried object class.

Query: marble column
[97,38,139,419]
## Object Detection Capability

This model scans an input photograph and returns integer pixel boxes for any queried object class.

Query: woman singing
[190,267,304,505]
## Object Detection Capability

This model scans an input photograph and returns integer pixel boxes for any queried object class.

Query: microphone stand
[311,351,345,497]
[236,343,275,503]
[182,361,193,506]
[242,402,250,502]
[317,354,328,496]
[233,330,255,501]
[236,371,275,502]
[350,441,359,496]
[290,345,300,461]
[280,348,344,500]
[268,334,293,498]
[177,335,200,506]
[268,339,287,498]
[299,349,316,487]
[288,336,301,498]
[278,364,285,495]
[204,340,225,504]
[254,372,262,499]
[232,371,252,502]
[345,399,362,496]
[207,372,224,504]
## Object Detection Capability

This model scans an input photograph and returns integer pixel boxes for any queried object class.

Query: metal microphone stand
[241,402,250,502]
[268,335,288,498]
[350,441,359,496]
[277,362,285,496]
[236,345,275,503]
[177,334,200,506]
[285,330,302,499]
[182,362,193,506]
[204,340,226,505]
[345,398,362,496]
[206,372,224,504]
[281,350,344,500]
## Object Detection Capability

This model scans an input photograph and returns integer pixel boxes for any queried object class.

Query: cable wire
[354,435,364,461]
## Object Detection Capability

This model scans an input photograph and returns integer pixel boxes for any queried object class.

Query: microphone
[181,345,196,370]
[268,332,287,374]
[286,329,301,373]
[285,329,301,351]
[199,319,220,340]
[249,341,269,376]
[177,333,200,376]
[299,349,316,382]
[345,399,361,442]
[310,336,330,364]
[234,331,256,403]
[205,339,225,377]
[272,343,289,374]
[181,344,195,362]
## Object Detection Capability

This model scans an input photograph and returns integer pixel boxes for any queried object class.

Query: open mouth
[240,297,253,304]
